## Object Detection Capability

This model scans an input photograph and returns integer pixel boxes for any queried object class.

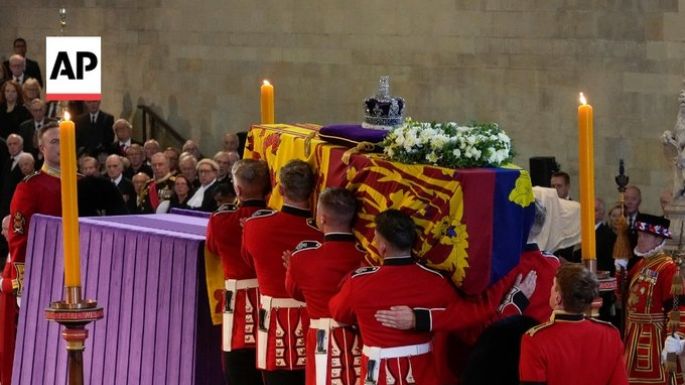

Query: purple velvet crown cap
[319,124,389,148]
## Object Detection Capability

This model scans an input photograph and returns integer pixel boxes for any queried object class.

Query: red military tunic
[624,252,685,385]
[242,205,323,371]
[0,167,62,385]
[424,244,560,341]
[206,200,266,352]
[329,256,458,385]
[519,311,628,385]
[285,233,366,385]
[139,173,175,213]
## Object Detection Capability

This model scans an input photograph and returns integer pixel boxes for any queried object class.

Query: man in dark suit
[0,135,32,259]
[624,185,641,251]
[74,100,114,157]
[105,154,136,213]
[108,119,142,156]
[123,144,153,179]
[18,99,55,158]
[2,135,28,209]
[2,38,42,86]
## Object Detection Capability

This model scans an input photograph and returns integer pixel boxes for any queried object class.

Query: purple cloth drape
[13,214,222,385]
[168,208,212,218]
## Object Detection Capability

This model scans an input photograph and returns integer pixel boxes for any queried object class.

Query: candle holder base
[45,292,103,385]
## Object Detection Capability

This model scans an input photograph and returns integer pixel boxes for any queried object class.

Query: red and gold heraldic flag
[244,124,535,295]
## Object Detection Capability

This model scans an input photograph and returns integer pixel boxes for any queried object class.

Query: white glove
[614,259,628,271]
[662,335,685,363]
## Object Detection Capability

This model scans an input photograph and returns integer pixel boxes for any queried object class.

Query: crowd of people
[2,37,685,385]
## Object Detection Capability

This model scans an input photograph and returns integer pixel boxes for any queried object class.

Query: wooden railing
[137,104,187,149]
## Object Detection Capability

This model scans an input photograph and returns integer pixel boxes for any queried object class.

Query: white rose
[453,149,461,157]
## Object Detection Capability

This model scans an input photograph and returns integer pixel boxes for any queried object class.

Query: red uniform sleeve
[519,333,547,384]
[422,266,531,334]
[7,181,36,267]
[285,254,304,302]
[329,275,357,325]
[205,216,218,255]
[423,293,499,332]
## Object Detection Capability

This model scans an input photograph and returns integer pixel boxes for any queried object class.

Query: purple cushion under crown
[319,124,389,149]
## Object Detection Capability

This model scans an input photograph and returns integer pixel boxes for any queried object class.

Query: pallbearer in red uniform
[329,209,460,385]
[623,213,684,385]
[285,188,366,385]
[206,159,271,385]
[0,122,63,385]
[519,263,628,385]
[374,200,551,336]
[242,159,323,385]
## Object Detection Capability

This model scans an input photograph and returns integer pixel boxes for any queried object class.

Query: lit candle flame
[579,92,587,105]
[263,79,271,86]
[64,111,71,121]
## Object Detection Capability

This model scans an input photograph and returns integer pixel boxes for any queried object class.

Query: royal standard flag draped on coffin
[245,124,535,295]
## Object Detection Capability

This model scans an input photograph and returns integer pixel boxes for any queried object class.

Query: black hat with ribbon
[634,213,672,239]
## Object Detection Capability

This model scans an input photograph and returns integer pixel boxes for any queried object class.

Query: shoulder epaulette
[306,217,319,231]
[215,203,238,213]
[526,320,554,337]
[542,251,559,261]
[416,263,446,278]
[22,171,40,182]
[588,317,618,329]
[351,266,380,278]
[246,209,276,221]
[293,240,322,254]
[542,251,561,263]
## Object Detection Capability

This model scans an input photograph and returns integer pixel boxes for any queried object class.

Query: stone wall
[1,0,685,213]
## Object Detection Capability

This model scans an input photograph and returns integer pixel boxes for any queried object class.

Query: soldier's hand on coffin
[515,271,537,299]
[282,250,292,269]
[374,305,414,330]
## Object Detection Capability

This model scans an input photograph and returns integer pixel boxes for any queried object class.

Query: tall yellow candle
[260,80,274,124]
[59,112,81,288]
[578,93,596,261]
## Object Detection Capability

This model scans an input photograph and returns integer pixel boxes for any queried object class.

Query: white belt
[225,279,259,313]
[362,342,431,359]
[260,294,306,309]
[233,278,259,290]
[310,317,345,330]
[362,342,432,385]
[223,278,259,352]
[257,294,307,369]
